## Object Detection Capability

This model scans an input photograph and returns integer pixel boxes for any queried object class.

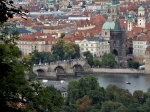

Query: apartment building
[75,37,110,57]
[133,35,150,58]
[17,34,57,55]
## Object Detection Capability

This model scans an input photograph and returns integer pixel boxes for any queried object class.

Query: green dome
[138,6,144,11]
[102,18,115,30]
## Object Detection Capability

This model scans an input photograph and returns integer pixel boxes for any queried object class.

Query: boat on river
[126,81,131,84]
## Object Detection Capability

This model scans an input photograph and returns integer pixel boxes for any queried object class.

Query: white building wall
[75,39,110,57]
[133,41,147,58]
[128,22,133,31]
[138,9,145,28]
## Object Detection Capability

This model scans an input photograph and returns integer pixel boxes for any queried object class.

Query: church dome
[138,6,144,11]
[102,17,115,30]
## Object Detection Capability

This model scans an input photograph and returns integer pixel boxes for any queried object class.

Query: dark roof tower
[67,2,72,9]
[114,18,121,31]
[81,1,86,8]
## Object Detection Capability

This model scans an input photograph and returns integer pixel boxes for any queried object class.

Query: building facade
[75,37,110,57]
[17,34,56,55]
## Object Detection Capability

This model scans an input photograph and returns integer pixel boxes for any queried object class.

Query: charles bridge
[33,58,91,79]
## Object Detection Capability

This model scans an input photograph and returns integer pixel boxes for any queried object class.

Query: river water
[93,73,150,93]
[64,73,150,93]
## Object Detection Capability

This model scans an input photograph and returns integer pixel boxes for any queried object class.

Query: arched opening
[73,64,84,72]
[127,58,133,61]
[36,69,47,76]
[112,49,118,56]
[54,66,65,74]
[73,64,84,77]
[127,47,133,55]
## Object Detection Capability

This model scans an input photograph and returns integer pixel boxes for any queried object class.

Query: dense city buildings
[11,0,150,69]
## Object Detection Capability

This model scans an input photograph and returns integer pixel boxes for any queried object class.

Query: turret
[138,6,145,28]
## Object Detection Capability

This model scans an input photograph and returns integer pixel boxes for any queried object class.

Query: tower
[145,47,150,74]
[102,17,115,40]
[138,6,145,28]
[127,12,135,31]
[106,0,120,21]
[110,18,126,62]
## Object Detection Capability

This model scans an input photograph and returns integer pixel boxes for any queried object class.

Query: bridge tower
[145,47,150,74]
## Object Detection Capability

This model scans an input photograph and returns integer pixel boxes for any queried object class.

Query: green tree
[93,59,100,67]
[106,84,133,106]
[51,39,65,60]
[63,42,76,59]
[83,51,93,67]
[101,53,116,68]
[0,24,63,111]
[67,75,106,106]
[72,44,80,59]
[25,85,63,112]
[0,0,28,22]
[133,90,144,103]
[51,39,80,60]
[32,51,57,64]
[100,101,127,112]
[128,60,140,69]
[60,33,65,38]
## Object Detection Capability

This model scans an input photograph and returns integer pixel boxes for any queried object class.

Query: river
[93,73,150,93]
[63,73,150,93]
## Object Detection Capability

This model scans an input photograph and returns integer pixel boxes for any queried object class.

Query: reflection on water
[63,73,150,93]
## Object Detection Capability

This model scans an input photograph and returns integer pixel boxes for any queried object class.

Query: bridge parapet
[33,58,91,78]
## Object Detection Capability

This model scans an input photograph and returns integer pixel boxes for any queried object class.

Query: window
[105,32,107,35]
[86,44,88,46]
[86,48,88,50]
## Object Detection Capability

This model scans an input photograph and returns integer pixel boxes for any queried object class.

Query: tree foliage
[76,95,91,112]
[101,53,116,68]
[128,60,140,69]
[0,0,28,23]
[83,51,93,67]
[0,24,63,112]
[67,75,106,109]
[51,39,80,60]
[100,101,127,112]
[32,51,57,64]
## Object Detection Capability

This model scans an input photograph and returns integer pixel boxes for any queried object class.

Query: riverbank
[91,68,145,74]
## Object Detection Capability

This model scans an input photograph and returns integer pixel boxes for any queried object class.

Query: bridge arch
[54,66,65,74]
[72,64,84,72]
[34,68,47,76]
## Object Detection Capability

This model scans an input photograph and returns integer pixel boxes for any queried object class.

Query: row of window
[80,43,108,46]
[18,41,55,44]
[133,41,145,44]
[81,46,109,50]
[133,50,145,53]
[133,45,145,48]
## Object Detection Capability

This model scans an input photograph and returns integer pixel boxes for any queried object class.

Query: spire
[67,2,72,9]
[121,25,125,32]
[81,1,86,8]
[114,18,121,30]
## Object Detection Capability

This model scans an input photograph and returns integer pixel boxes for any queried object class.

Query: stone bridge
[33,59,91,79]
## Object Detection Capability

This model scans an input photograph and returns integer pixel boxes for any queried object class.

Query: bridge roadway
[33,58,91,79]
